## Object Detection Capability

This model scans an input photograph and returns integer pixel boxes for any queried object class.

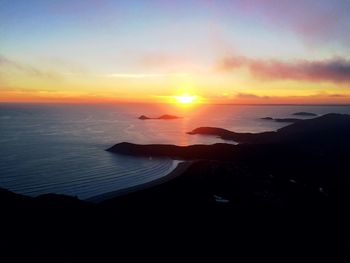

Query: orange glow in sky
[1,1,350,104]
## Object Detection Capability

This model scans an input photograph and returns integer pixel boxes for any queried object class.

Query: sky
[1,0,350,104]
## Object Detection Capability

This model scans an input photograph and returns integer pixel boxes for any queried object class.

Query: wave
[0,157,175,199]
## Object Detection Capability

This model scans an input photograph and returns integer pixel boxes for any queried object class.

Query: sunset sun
[175,94,197,104]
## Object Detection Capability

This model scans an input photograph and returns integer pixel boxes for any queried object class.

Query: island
[138,114,180,120]
[261,117,273,120]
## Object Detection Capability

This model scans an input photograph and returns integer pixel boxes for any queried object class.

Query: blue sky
[1,0,350,103]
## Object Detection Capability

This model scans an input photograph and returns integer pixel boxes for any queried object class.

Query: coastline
[87,160,193,203]
[2,113,350,252]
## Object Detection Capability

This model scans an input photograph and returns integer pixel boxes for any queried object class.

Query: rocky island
[138,114,180,120]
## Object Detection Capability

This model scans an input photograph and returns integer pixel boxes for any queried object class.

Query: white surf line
[86,160,193,203]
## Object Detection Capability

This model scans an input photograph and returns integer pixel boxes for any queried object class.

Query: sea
[1,103,350,200]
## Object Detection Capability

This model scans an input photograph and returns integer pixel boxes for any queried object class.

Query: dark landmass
[2,113,350,257]
[87,161,192,203]
[138,115,150,120]
[261,111,318,123]
[187,126,261,143]
[274,118,302,123]
[0,188,90,211]
[188,113,350,144]
[107,142,236,160]
[138,114,180,120]
[261,117,303,123]
[293,111,317,116]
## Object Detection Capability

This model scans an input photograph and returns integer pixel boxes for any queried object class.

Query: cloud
[235,0,350,45]
[101,73,187,78]
[0,54,59,79]
[135,52,203,74]
[219,56,350,83]
[235,92,270,99]
[103,73,166,78]
[328,94,347,97]
[139,54,184,68]
[232,92,350,105]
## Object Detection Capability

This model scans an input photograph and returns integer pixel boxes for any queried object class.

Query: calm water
[1,103,350,200]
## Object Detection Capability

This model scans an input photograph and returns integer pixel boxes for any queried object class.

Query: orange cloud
[233,92,350,104]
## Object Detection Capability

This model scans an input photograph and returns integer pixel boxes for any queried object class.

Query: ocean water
[1,103,350,200]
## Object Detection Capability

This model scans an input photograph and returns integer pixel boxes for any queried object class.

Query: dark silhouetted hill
[188,113,350,145]
[293,111,317,116]
[261,117,302,123]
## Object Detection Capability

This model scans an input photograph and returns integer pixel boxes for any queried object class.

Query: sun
[174,94,197,104]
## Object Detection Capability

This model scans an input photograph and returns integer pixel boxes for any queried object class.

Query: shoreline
[87,160,193,203]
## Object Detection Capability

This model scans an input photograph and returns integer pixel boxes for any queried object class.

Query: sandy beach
[87,160,193,203]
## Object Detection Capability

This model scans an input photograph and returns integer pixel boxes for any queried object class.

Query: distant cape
[108,113,350,160]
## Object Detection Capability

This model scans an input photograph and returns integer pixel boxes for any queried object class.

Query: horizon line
[1,101,350,107]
